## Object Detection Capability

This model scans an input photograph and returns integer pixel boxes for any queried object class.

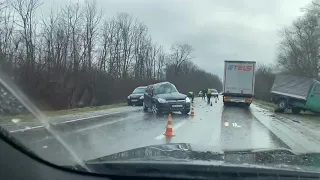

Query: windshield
[154,83,178,95]
[0,0,319,176]
[132,88,146,94]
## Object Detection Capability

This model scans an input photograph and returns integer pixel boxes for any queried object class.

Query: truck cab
[305,82,320,113]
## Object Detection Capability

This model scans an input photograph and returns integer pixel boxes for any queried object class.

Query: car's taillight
[246,98,253,102]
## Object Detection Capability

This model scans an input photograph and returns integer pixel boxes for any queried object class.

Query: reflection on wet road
[220,106,289,150]
[6,97,315,166]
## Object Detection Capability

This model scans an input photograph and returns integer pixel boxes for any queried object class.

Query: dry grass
[253,99,277,108]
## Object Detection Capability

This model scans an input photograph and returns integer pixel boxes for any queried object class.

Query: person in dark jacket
[207,88,212,105]
[202,89,207,100]
[188,92,194,103]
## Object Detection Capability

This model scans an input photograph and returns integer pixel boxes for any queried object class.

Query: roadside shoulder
[250,104,320,154]
[1,104,138,132]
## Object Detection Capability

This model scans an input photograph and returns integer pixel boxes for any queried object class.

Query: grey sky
[41,0,311,78]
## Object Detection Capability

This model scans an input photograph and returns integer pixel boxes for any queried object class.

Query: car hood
[156,92,186,100]
[86,143,320,171]
[129,93,144,98]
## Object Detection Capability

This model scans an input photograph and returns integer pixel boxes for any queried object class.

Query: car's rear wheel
[151,103,161,115]
[276,99,287,112]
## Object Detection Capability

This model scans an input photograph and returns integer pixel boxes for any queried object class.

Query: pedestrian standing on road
[202,89,207,100]
[207,88,212,104]
[188,92,194,103]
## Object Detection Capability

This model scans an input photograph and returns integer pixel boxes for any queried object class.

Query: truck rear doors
[224,61,256,96]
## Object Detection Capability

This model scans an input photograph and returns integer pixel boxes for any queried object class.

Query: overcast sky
[41,0,311,78]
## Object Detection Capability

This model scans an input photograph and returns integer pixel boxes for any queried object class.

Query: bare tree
[10,0,42,79]
[82,0,101,70]
[116,13,135,78]
[167,43,193,75]
[133,22,148,79]
[156,46,165,80]
[0,4,15,64]
[0,1,223,111]
[41,10,58,73]
[59,2,84,108]
[277,1,320,78]
[254,64,275,101]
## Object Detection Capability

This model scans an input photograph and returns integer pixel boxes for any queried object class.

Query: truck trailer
[223,60,256,107]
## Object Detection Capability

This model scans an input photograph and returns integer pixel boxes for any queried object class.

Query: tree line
[0,0,222,112]
[255,1,320,101]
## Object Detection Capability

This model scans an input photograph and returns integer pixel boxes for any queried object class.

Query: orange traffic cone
[164,114,175,136]
[190,103,195,117]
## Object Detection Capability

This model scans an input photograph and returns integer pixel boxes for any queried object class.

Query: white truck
[223,60,256,107]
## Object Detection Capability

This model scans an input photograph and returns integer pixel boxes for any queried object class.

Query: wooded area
[0,0,222,111]
[3,0,318,111]
[255,1,320,102]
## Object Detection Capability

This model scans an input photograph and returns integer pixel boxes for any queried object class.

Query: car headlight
[157,98,166,103]
[140,96,144,99]
[185,97,191,103]
[127,96,130,99]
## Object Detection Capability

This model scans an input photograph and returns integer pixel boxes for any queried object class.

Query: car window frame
[133,87,146,94]
[314,85,320,94]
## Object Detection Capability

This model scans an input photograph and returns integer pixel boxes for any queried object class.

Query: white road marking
[56,111,124,124]
[154,119,187,140]
[29,114,142,144]
[10,125,43,133]
[11,118,21,123]
[9,110,134,133]
[71,114,141,134]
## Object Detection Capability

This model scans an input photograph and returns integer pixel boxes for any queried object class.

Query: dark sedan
[143,82,191,115]
[127,86,147,106]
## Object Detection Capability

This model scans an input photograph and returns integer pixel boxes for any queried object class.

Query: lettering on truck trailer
[227,65,252,71]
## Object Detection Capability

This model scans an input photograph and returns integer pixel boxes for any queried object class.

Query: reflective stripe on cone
[164,114,175,136]
[190,103,195,117]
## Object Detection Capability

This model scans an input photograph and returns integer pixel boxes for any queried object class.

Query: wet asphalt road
[4,97,320,166]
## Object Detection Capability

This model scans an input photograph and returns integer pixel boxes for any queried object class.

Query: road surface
[3,97,320,166]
